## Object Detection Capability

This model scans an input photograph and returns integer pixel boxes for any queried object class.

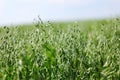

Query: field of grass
[0,18,120,80]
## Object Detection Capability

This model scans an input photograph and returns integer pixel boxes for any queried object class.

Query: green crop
[0,18,120,80]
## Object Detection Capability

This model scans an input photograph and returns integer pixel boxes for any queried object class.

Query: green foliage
[0,18,120,80]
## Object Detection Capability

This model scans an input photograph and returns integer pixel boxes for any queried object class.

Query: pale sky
[0,0,120,25]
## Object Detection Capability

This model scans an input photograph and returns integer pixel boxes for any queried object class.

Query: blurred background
[0,0,120,25]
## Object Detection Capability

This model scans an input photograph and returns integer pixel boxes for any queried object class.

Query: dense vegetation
[0,18,120,80]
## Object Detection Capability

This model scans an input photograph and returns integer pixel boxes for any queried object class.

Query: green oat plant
[0,18,120,80]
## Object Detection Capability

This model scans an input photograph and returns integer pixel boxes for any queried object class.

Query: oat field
[0,18,120,80]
